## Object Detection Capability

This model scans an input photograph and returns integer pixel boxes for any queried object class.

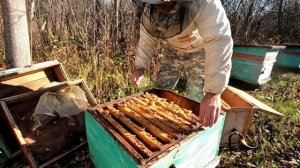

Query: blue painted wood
[231,45,283,85]
[276,46,300,69]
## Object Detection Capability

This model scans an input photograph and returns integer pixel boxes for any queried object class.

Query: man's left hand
[199,92,221,127]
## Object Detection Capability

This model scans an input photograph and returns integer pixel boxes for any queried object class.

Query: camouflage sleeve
[135,25,159,70]
[196,0,233,94]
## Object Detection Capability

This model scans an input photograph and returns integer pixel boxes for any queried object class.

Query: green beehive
[85,89,225,168]
[276,45,300,69]
[231,45,286,87]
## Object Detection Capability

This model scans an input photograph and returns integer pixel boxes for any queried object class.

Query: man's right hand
[129,69,145,87]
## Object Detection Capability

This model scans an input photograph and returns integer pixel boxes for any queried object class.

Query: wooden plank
[53,64,69,82]
[0,60,60,82]
[221,99,231,111]
[221,88,253,108]
[0,77,53,99]
[0,70,54,88]
[242,108,256,135]
[1,80,82,104]
[80,80,97,106]
[0,101,38,168]
[227,86,284,117]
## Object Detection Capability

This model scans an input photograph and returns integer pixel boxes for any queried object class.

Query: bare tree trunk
[242,0,254,43]
[277,0,283,42]
[114,0,120,52]
[1,0,32,68]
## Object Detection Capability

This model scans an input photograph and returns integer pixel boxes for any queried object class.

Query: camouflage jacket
[135,0,233,94]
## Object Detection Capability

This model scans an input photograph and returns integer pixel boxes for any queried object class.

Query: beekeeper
[130,0,233,127]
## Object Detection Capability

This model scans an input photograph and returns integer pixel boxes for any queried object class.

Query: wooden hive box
[276,44,300,69]
[0,60,97,167]
[0,80,97,167]
[220,86,283,147]
[0,60,69,161]
[231,45,286,87]
[85,89,225,168]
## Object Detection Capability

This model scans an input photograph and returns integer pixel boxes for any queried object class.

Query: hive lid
[234,44,286,50]
[0,60,69,99]
[226,86,284,117]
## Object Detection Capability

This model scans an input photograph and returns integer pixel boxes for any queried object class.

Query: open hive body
[0,61,97,167]
[0,60,69,160]
[86,89,225,168]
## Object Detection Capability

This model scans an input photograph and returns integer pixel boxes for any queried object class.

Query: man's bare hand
[199,92,221,127]
[129,69,145,87]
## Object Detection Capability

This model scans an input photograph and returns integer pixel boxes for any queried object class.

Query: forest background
[0,0,299,167]
[0,0,298,101]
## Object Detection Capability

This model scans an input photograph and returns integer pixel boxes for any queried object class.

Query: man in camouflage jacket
[130,0,233,127]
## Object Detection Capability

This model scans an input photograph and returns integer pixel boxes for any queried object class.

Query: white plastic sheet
[31,85,88,130]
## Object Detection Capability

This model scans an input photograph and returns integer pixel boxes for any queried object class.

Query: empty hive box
[0,61,97,167]
[0,60,70,160]
[86,89,225,168]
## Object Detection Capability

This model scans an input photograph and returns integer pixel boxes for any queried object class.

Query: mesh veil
[132,0,200,39]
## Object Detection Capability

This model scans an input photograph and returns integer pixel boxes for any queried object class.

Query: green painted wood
[86,110,225,168]
[150,114,225,168]
[233,46,269,57]
[231,46,280,85]
[0,138,11,164]
[277,46,300,69]
[234,45,286,50]
[85,112,138,168]
[231,58,264,85]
